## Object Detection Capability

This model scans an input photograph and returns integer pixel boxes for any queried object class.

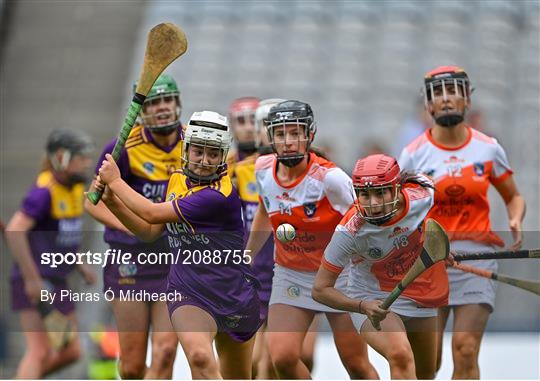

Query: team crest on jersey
[473,162,485,176]
[118,263,137,277]
[143,161,155,174]
[167,192,176,201]
[368,247,383,259]
[303,202,317,218]
[287,285,300,298]
[247,182,257,195]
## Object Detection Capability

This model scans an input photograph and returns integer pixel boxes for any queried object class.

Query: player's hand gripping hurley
[370,219,450,330]
[87,23,188,204]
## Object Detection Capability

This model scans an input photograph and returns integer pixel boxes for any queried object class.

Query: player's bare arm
[5,211,43,303]
[99,183,165,242]
[493,175,526,249]
[245,203,272,261]
[83,186,133,234]
[98,153,177,224]
[312,265,389,323]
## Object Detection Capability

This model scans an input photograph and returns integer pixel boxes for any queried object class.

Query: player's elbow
[141,209,163,224]
[311,284,325,304]
[137,235,154,243]
[137,231,160,243]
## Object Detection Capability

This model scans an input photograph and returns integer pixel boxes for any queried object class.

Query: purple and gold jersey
[96,125,183,245]
[11,170,84,279]
[233,155,274,305]
[165,170,259,316]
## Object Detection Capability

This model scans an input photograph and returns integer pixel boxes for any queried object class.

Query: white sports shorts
[347,288,437,331]
[269,264,350,313]
[448,240,498,311]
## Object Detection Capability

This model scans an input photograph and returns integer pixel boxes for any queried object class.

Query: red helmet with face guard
[228,97,260,154]
[352,154,401,225]
[229,97,260,118]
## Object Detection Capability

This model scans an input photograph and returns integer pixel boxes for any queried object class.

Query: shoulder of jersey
[36,170,56,189]
[168,169,185,182]
[234,154,257,169]
[470,127,497,145]
[404,131,430,154]
[403,175,433,202]
[307,153,338,182]
[226,149,238,166]
[206,175,234,198]
[125,125,145,149]
[255,153,276,171]
[340,205,365,235]
[311,153,337,169]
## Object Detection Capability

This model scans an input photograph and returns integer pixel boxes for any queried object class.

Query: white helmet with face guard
[182,111,232,184]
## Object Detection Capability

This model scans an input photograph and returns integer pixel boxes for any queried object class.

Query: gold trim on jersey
[233,158,259,203]
[124,125,183,181]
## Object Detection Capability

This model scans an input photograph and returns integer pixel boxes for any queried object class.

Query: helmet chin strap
[277,154,305,167]
[148,120,182,136]
[435,113,464,128]
[183,167,223,185]
[67,173,89,185]
[364,210,397,225]
[237,141,258,155]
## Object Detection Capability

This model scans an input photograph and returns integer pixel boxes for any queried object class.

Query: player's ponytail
[308,146,329,160]
[399,171,435,190]
[40,154,53,173]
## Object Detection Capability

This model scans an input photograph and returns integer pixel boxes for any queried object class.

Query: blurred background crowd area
[1,0,539,378]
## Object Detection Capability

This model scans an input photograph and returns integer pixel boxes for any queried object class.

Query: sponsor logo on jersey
[444,184,466,197]
[263,196,270,209]
[444,155,465,164]
[368,247,383,259]
[143,161,155,174]
[388,226,409,238]
[473,162,485,176]
[59,201,66,212]
[118,263,137,277]
[276,192,297,202]
[287,285,300,298]
[303,202,317,218]
[142,183,166,202]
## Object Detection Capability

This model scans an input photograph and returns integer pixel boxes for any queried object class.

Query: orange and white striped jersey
[256,152,354,272]
[322,179,448,308]
[398,127,512,247]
